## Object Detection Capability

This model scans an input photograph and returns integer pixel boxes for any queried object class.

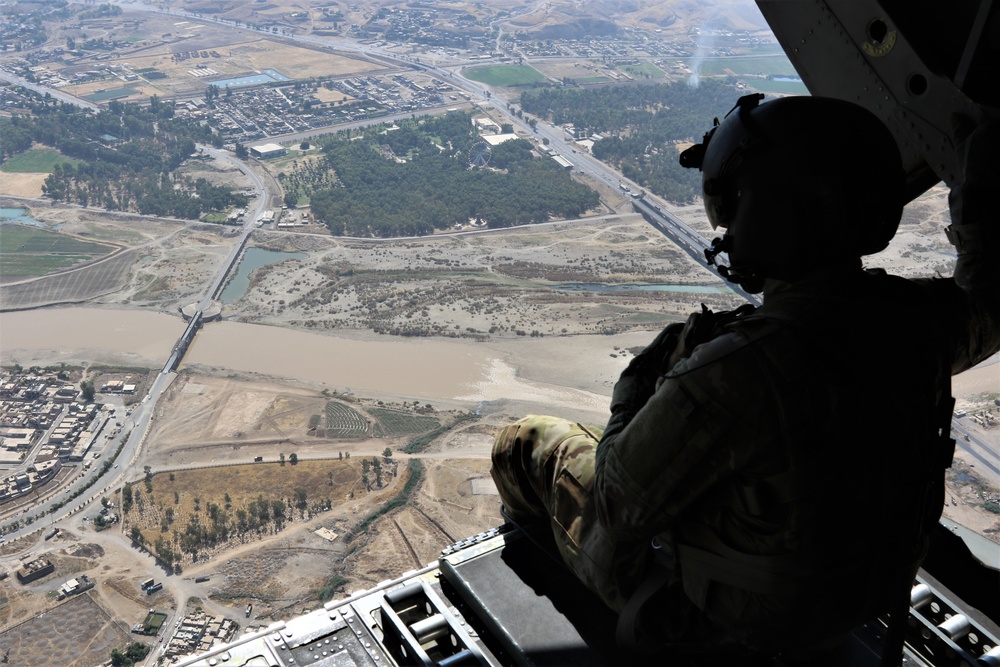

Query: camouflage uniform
[492,122,1000,652]
[491,417,650,612]
[494,265,1000,653]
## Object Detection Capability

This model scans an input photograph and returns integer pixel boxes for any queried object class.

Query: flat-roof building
[249,143,287,159]
[17,558,54,584]
[483,133,518,146]
[552,155,574,170]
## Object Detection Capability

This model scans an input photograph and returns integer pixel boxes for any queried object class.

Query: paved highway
[0,70,100,111]
[950,418,1000,480]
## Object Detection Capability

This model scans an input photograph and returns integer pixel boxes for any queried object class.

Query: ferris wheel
[468,141,492,168]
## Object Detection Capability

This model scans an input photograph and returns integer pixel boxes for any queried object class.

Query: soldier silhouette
[491,95,1000,664]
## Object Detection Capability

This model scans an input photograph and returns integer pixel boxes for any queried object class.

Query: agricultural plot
[137,610,168,635]
[531,61,608,84]
[576,75,613,84]
[201,212,229,224]
[0,225,119,281]
[745,78,809,95]
[462,65,546,87]
[687,54,805,94]
[319,401,370,437]
[0,148,80,174]
[0,593,132,667]
[621,62,666,78]
[694,55,798,78]
[369,408,440,436]
[0,248,137,308]
[0,172,48,197]
[82,87,137,103]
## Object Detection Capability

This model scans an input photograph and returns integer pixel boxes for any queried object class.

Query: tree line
[306,111,599,236]
[129,486,334,566]
[520,79,742,203]
[2,94,246,219]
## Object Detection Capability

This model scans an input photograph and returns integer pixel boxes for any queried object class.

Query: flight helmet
[680,94,904,293]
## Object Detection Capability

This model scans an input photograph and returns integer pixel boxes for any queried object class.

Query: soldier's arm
[597,322,686,463]
[939,119,1000,373]
[593,335,761,539]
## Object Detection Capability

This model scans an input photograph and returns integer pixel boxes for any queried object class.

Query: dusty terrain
[1,170,998,666]
[0,1,991,662]
[43,7,388,103]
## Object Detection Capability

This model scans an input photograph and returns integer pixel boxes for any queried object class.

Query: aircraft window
[907,73,928,96]
[868,18,890,45]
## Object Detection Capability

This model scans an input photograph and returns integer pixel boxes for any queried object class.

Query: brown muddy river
[4,307,990,413]
[0,307,612,412]
[1,307,185,368]
[186,320,487,398]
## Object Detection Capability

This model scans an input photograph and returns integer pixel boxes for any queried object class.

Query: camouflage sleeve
[597,308,744,472]
[596,322,685,471]
[593,334,762,539]
[910,277,1000,377]
[939,119,1000,374]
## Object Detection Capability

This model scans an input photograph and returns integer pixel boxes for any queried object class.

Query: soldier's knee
[492,423,521,462]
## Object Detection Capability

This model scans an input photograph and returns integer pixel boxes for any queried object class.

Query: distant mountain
[501,0,770,40]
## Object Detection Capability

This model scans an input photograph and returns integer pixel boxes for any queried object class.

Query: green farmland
[139,610,168,635]
[693,55,798,78]
[463,65,546,87]
[621,62,666,79]
[745,77,810,95]
[0,224,117,279]
[369,408,440,436]
[82,87,135,102]
[1,148,80,174]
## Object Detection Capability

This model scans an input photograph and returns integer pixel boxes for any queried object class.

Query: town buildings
[0,370,133,506]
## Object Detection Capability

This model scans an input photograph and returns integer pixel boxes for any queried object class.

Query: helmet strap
[703,236,731,267]
[720,265,766,295]
[705,236,766,294]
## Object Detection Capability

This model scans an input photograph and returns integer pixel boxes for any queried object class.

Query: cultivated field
[0,225,119,281]
[531,60,616,84]
[0,248,139,307]
[0,146,80,200]
[0,593,132,667]
[0,172,47,198]
[462,65,547,86]
[622,62,667,79]
[0,189,244,310]
[0,148,79,174]
[697,54,799,78]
